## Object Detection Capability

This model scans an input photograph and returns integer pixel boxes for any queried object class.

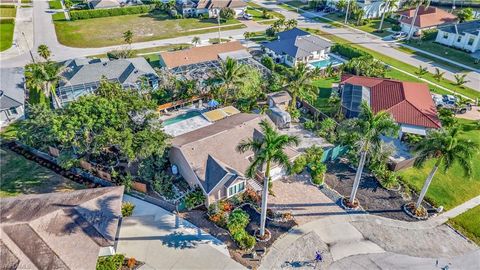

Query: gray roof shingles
[439,20,480,35]
[264,28,332,59]
[0,67,25,110]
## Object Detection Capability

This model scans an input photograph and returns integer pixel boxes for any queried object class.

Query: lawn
[448,206,480,245]
[0,20,15,51]
[246,2,284,21]
[54,12,244,47]
[278,3,302,13]
[48,0,63,9]
[284,0,311,9]
[0,148,84,197]
[323,13,394,38]
[398,119,480,210]
[304,28,480,100]
[0,6,16,17]
[405,40,480,70]
[310,77,339,115]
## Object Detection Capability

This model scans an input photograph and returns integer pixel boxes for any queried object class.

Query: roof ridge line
[403,99,442,128]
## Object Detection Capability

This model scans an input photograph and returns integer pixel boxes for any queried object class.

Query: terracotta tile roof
[340,75,441,129]
[160,41,245,69]
[399,6,457,28]
[196,0,246,9]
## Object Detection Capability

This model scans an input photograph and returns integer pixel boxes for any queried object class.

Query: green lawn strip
[398,119,480,210]
[246,3,284,21]
[0,121,20,141]
[284,0,311,9]
[305,28,480,100]
[278,3,302,13]
[0,148,84,197]
[52,12,66,21]
[322,13,392,37]
[54,13,244,47]
[0,21,15,52]
[48,0,63,9]
[0,6,16,17]
[396,45,467,73]
[404,40,480,70]
[448,206,480,245]
[246,30,276,42]
[21,0,32,3]
[87,43,192,59]
[310,77,338,114]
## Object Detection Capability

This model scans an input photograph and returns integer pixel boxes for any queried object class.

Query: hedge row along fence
[331,44,372,60]
[69,4,154,20]
[0,18,15,24]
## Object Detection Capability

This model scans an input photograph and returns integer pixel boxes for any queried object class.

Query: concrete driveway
[115,195,244,270]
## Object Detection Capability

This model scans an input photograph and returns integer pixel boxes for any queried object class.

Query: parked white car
[392,32,407,40]
[243,13,253,20]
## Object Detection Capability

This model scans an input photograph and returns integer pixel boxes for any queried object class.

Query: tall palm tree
[378,0,398,31]
[213,57,246,104]
[191,36,201,47]
[25,62,66,99]
[346,102,399,206]
[237,120,299,237]
[37,44,51,61]
[412,127,478,212]
[285,62,321,111]
[407,0,430,40]
[123,30,134,45]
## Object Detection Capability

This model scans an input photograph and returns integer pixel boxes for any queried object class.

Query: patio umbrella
[207,99,219,107]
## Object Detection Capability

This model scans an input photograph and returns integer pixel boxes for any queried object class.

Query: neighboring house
[194,0,247,18]
[0,67,25,128]
[398,6,457,34]
[435,20,480,53]
[326,0,398,19]
[55,58,159,108]
[339,75,441,136]
[263,28,333,67]
[267,91,291,111]
[170,113,299,205]
[0,187,124,270]
[88,0,143,9]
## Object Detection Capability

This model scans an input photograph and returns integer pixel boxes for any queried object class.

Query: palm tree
[346,102,399,206]
[123,30,134,45]
[25,62,66,99]
[407,0,430,40]
[344,0,351,24]
[213,57,246,104]
[285,19,297,30]
[378,0,398,31]
[191,36,201,47]
[454,73,469,88]
[37,44,51,61]
[433,67,445,81]
[411,127,478,212]
[285,62,321,111]
[237,120,299,237]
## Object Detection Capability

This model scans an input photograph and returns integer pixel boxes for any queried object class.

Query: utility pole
[217,11,221,44]
[22,32,35,63]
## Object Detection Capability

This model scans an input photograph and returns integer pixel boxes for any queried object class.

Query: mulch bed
[324,161,434,222]
[179,205,296,269]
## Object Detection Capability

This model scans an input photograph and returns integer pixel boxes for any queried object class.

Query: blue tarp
[207,99,219,107]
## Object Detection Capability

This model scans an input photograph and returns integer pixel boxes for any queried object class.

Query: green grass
[245,30,276,42]
[48,0,63,9]
[278,3,302,12]
[304,28,480,100]
[21,0,32,3]
[0,6,16,17]
[0,21,14,51]
[309,77,339,115]
[52,12,66,21]
[323,13,393,37]
[448,206,480,245]
[246,2,284,21]
[398,119,480,210]
[284,0,311,9]
[0,148,84,197]
[54,12,244,47]
[405,40,480,70]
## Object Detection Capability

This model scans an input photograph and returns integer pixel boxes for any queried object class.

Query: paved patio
[269,173,346,225]
[116,195,244,270]
[278,124,332,152]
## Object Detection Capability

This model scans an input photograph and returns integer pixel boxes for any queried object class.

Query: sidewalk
[429,195,480,225]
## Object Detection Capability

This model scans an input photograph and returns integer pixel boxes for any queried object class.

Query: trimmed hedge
[0,18,15,24]
[331,44,372,60]
[69,4,154,20]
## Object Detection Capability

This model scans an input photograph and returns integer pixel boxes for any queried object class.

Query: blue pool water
[162,111,201,126]
[309,57,342,69]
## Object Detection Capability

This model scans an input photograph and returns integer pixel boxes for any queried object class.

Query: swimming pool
[162,111,202,126]
[309,56,343,69]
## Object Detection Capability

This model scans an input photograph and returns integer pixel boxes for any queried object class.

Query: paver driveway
[269,174,346,225]
[115,195,244,270]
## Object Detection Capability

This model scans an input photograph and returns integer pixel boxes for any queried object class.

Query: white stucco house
[326,0,398,19]
[0,68,25,128]
[193,0,246,18]
[435,20,480,53]
[263,28,333,67]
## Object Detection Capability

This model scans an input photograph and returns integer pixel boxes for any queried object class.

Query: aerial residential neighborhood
[0,0,479,269]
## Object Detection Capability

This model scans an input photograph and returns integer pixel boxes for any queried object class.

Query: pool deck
[161,106,212,137]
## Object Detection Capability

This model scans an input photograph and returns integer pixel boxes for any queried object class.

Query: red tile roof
[340,75,441,129]
[399,6,457,28]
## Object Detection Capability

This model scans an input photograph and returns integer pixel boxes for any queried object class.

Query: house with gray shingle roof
[0,186,124,270]
[55,57,159,108]
[0,67,25,128]
[435,20,480,53]
[263,28,333,67]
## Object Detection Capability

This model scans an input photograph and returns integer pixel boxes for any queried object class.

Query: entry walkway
[116,195,245,270]
[429,195,480,226]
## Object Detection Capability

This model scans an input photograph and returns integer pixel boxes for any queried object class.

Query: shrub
[227,209,250,233]
[209,212,228,227]
[96,254,125,270]
[311,163,326,185]
[152,171,175,199]
[242,188,261,205]
[184,187,205,209]
[219,7,235,20]
[127,257,136,269]
[238,233,256,250]
[331,44,371,59]
[261,56,275,70]
[200,13,209,19]
[266,27,276,37]
[121,202,135,217]
[316,118,337,143]
[292,155,307,174]
[391,24,401,31]
[422,29,438,41]
[70,5,154,20]
[219,200,234,212]
[303,119,316,131]
[107,49,134,59]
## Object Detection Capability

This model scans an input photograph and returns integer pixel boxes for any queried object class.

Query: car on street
[392,32,407,40]
[243,13,253,20]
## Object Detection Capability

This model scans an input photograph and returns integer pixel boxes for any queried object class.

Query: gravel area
[351,221,478,258]
[325,161,431,222]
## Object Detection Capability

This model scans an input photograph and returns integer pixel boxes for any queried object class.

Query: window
[443,32,449,39]
[7,107,17,116]
[228,182,245,197]
[457,36,462,43]
[467,37,475,46]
